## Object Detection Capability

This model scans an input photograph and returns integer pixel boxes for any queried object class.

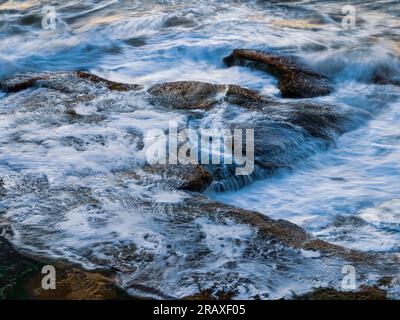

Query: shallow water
[1,0,400,299]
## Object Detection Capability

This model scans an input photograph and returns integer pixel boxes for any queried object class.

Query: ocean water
[1,0,400,299]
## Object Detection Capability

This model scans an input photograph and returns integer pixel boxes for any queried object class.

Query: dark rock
[279,70,332,98]
[188,285,389,301]
[333,215,368,228]
[164,16,196,28]
[0,74,48,93]
[0,71,142,95]
[0,236,131,300]
[19,14,42,27]
[146,80,359,192]
[373,73,400,87]
[190,195,398,269]
[143,164,213,192]
[377,276,396,287]
[299,286,387,300]
[197,198,310,249]
[0,236,41,299]
[225,84,269,105]
[224,49,333,98]
[207,100,357,191]
[75,71,143,92]
[148,81,226,109]
[28,267,131,300]
[184,288,236,300]
[284,102,348,139]
[124,37,147,47]
[148,81,270,110]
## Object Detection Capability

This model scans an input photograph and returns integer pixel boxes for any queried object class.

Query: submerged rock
[143,164,213,192]
[163,16,196,28]
[124,37,147,47]
[0,71,142,95]
[194,80,367,185]
[0,73,48,93]
[0,236,41,299]
[373,72,400,87]
[75,71,143,92]
[147,80,362,191]
[224,49,333,98]
[191,195,387,264]
[225,84,270,106]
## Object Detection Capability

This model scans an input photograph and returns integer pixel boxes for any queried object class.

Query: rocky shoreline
[1,50,399,300]
[1,235,396,300]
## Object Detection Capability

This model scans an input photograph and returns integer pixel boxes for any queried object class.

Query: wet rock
[184,288,236,300]
[225,84,269,105]
[0,71,142,95]
[164,16,196,28]
[29,267,130,300]
[0,236,130,300]
[188,285,388,301]
[279,71,332,99]
[195,197,310,248]
[63,108,107,124]
[196,197,327,249]
[148,81,227,109]
[299,286,387,300]
[0,236,41,299]
[190,195,397,268]
[224,49,333,98]
[377,276,396,287]
[143,164,213,192]
[19,14,42,27]
[146,80,359,192]
[283,102,348,139]
[148,81,270,110]
[75,71,143,92]
[124,37,147,47]
[333,215,368,228]
[0,73,48,93]
[208,100,358,191]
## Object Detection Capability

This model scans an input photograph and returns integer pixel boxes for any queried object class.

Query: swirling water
[1,0,400,298]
